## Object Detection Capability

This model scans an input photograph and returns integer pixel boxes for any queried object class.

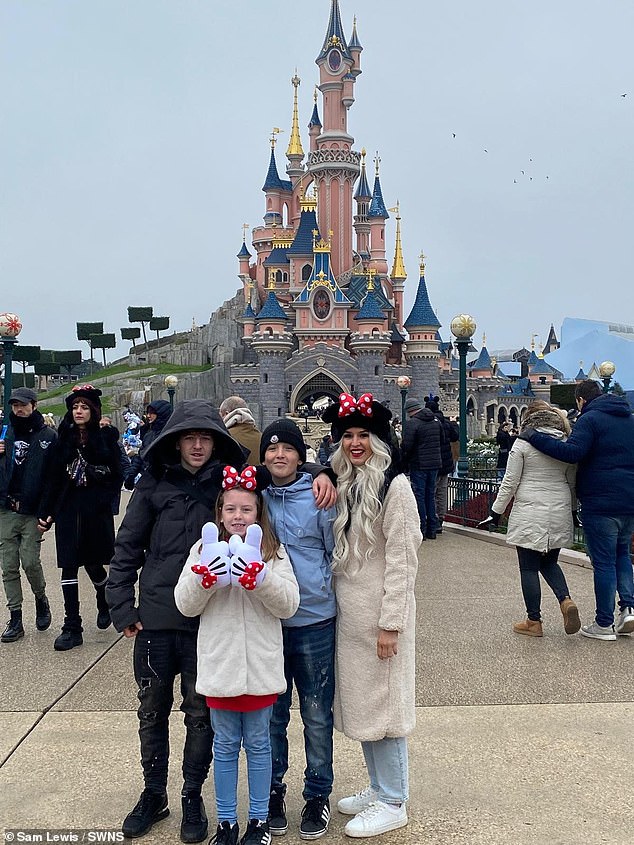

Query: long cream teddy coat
[174,539,299,699]
[492,425,576,553]
[333,473,422,742]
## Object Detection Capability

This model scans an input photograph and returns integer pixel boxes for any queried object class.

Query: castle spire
[368,153,389,219]
[262,129,286,191]
[404,253,440,329]
[349,15,363,51]
[286,72,304,159]
[354,148,371,200]
[317,0,351,62]
[389,201,407,281]
[308,86,322,128]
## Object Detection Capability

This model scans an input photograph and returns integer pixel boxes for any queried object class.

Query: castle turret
[308,87,322,154]
[286,72,305,187]
[353,148,372,258]
[404,253,441,397]
[469,334,493,377]
[349,270,391,397]
[348,15,363,76]
[251,290,294,426]
[368,155,389,275]
[389,201,407,327]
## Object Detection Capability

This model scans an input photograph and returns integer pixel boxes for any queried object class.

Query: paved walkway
[1,501,632,844]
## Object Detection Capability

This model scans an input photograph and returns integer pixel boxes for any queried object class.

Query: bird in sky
[513,179,517,183]
[483,149,488,153]
[452,133,456,138]
[621,93,628,97]
[521,170,525,175]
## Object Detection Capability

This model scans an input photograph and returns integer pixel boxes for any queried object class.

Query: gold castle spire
[365,267,377,291]
[387,201,407,281]
[286,73,304,158]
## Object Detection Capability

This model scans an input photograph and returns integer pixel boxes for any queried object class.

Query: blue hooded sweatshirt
[263,472,336,627]
[528,393,634,515]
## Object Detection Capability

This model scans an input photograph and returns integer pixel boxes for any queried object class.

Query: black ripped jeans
[133,629,213,794]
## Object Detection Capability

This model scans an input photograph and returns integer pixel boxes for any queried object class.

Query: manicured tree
[90,333,117,368]
[77,322,103,373]
[127,307,153,349]
[149,316,170,345]
[121,327,141,351]
[53,350,82,381]
[12,345,41,378]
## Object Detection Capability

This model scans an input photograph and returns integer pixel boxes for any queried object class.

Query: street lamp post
[396,375,411,427]
[0,313,23,415]
[450,314,477,480]
[164,374,179,410]
[598,360,615,394]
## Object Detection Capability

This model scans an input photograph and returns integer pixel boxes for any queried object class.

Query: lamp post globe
[164,374,179,409]
[450,314,476,480]
[0,313,23,414]
[396,375,411,425]
[598,361,616,394]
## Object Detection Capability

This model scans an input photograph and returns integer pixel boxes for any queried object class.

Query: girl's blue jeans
[210,705,274,823]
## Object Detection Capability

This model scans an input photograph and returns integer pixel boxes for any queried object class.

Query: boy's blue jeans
[270,617,335,800]
[211,706,274,823]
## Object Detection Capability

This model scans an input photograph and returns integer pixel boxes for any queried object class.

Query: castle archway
[290,370,348,415]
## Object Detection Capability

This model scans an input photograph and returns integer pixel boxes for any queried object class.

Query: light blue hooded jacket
[263,472,336,627]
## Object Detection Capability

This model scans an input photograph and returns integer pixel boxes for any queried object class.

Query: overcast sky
[1,0,633,361]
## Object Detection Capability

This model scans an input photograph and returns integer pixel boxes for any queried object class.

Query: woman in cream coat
[322,393,421,839]
[490,402,580,637]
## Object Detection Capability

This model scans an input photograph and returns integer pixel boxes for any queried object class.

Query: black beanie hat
[322,392,392,444]
[65,384,103,420]
[260,418,307,464]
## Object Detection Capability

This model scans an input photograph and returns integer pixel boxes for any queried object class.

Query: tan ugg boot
[512,618,543,637]
[560,597,581,634]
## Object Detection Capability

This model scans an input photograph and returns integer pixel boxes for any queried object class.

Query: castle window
[374,365,379,376]
[302,263,312,282]
[263,373,268,384]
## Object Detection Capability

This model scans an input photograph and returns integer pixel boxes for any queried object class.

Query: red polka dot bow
[338,392,374,418]
[237,560,265,591]
[222,465,258,491]
[191,564,217,589]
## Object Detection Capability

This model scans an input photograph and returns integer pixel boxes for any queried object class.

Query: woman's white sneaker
[337,786,379,816]
[344,801,407,838]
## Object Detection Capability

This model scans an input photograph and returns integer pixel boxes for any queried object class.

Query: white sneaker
[580,622,616,641]
[344,801,408,838]
[337,786,379,816]
[616,607,634,635]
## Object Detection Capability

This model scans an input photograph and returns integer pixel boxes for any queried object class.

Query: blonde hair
[215,488,281,562]
[330,432,392,574]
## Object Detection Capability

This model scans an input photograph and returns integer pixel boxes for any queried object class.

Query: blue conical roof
[403,271,440,329]
[255,291,287,321]
[355,289,386,320]
[243,303,256,319]
[470,346,492,371]
[317,0,352,62]
[355,161,371,200]
[288,207,320,255]
[237,240,251,259]
[309,101,322,128]
[262,147,292,192]
[527,349,539,367]
[368,174,389,218]
[349,18,363,51]
[575,366,586,380]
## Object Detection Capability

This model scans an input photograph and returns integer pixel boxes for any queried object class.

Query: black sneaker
[122,789,169,838]
[53,626,83,651]
[299,797,330,840]
[180,791,208,843]
[35,595,52,631]
[210,822,239,845]
[240,819,271,845]
[267,787,288,836]
[96,607,112,630]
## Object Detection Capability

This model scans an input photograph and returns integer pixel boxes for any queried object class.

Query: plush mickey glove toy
[229,525,268,591]
[191,522,231,589]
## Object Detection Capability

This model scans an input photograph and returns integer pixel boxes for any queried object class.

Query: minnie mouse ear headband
[321,392,392,444]
[221,465,272,493]
[65,384,103,416]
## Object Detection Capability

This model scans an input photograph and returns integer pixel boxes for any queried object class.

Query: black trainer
[1,610,24,643]
[240,819,271,845]
[210,822,239,845]
[35,595,52,631]
[122,789,169,838]
[96,606,112,630]
[267,786,288,836]
[299,797,330,840]
[53,623,83,651]
[180,791,208,843]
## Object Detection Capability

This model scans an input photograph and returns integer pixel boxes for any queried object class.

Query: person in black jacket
[0,388,56,643]
[401,398,442,539]
[38,385,122,651]
[425,397,459,534]
[496,422,513,480]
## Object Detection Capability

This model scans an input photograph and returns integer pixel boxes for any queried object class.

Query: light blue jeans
[211,705,274,823]
[361,737,409,804]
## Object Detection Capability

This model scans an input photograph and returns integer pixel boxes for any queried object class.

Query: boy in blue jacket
[260,418,336,840]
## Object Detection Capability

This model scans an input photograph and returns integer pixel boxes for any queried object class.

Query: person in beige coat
[486,402,580,637]
[322,393,421,839]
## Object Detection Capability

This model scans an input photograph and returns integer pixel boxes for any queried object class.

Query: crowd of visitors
[1,379,633,842]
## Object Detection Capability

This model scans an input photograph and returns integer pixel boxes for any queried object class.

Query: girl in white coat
[487,403,580,637]
[174,465,299,845]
